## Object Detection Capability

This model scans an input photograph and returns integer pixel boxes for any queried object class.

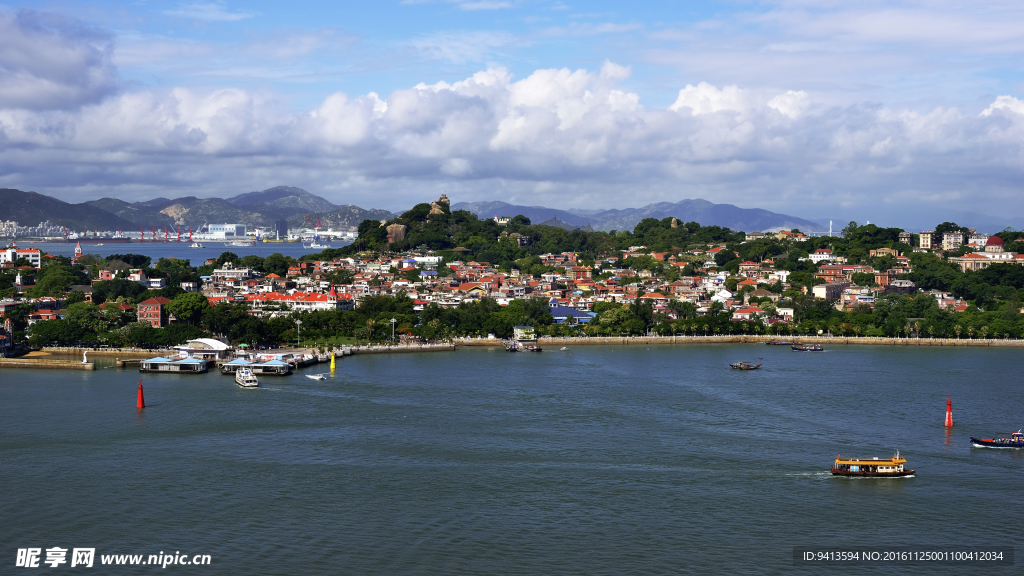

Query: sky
[1,0,1023,229]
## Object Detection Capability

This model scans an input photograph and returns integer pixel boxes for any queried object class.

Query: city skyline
[1,1,1022,229]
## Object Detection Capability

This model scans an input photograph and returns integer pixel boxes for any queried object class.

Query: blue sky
[1,1,1023,229]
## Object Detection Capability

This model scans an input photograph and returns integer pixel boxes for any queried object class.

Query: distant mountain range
[15,185,1014,237]
[452,199,825,233]
[0,186,397,233]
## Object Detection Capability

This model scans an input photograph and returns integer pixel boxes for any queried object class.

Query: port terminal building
[202,224,247,239]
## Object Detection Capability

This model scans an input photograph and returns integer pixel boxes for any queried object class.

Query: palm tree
[968,326,975,340]
[954,325,962,339]
[980,326,989,339]
[928,325,934,339]
[365,319,377,343]
[914,321,921,338]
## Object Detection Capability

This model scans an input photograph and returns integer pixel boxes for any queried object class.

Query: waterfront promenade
[458,334,1024,348]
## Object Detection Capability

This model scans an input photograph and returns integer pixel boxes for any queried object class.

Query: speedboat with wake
[971,430,1024,448]
[235,368,259,388]
[306,373,327,380]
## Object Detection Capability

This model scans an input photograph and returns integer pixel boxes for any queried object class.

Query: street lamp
[390,317,396,341]
[295,319,302,347]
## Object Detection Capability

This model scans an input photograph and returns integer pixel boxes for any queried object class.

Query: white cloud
[1,57,1023,219]
[408,31,520,64]
[767,90,810,118]
[0,11,117,110]
[458,1,513,10]
[163,2,257,22]
[981,95,1024,117]
[669,82,750,115]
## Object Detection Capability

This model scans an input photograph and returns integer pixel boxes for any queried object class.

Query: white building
[0,247,42,268]
[204,224,247,239]
[808,248,835,264]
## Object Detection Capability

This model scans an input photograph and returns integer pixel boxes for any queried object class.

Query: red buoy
[944,394,953,427]
[137,381,145,410]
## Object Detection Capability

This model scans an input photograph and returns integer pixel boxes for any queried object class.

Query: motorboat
[190,242,204,248]
[235,367,259,388]
[971,430,1024,448]
[305,373,327,380]
[792,344,823,351]
[729,361,761,370]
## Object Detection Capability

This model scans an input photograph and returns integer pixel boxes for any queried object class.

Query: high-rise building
[275,219,288,240]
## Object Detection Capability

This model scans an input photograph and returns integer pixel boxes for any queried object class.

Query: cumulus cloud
[0,11,117,110]
[1,56,1023,220]
[669,83,750,115]
[767,90,810,118]
[981,95,1024,117]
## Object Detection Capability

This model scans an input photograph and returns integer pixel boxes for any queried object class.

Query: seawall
[455,335,1024,348]
[41,347,174,358]
[350,343,456,355]
[0,358,96,370]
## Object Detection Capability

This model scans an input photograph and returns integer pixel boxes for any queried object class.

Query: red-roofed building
[138,296,172,327]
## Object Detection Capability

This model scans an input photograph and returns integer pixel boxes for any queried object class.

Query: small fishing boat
[235,367,259,388]
[504,340,520,352]
[971,430,1024,448]
[305,373,327,380]
[525,345,543,352]
[729,361,761,370]
[189,242,204,248]
[792,344,823,351]
[560,347,567,350]
[831,452,914,477]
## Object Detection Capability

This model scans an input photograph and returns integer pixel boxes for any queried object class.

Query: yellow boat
[831,452,914,477]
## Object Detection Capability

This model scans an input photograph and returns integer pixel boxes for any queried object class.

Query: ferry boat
[228,239,256,247]
[792,344,823,351]
[235,367,259,388]
[303,241,331,250]
[189,242,204,248]
[971,430,1024,448]
[729,361,761,370]
[831,452,914,477]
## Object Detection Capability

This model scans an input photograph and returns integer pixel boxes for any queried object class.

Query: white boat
[303,242,331,250]
[189,242,204,248]
[306,373,327,380]
[229,239,256,247]
[235,368,259,388]
[95,243,104,246]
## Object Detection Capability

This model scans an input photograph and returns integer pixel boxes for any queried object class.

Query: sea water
[2,344,1021,574]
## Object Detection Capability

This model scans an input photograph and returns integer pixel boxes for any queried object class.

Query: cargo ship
[65,236,131,243]
[831,452,914,477]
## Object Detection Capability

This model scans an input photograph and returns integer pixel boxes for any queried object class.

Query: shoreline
[457,335,1024,348]
[3,336,1017,371]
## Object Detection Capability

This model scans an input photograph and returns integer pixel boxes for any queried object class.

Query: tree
[167,292,210,325]
[841,221,858,239]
